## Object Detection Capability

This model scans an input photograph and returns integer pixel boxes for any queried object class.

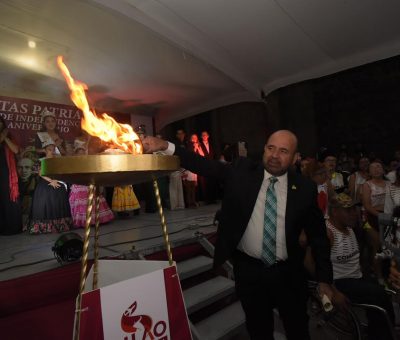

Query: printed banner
[79,264,191,340]
[0,95,82,151]
[0,95,136,154]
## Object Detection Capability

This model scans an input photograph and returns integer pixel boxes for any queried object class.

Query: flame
[56,56,142,154]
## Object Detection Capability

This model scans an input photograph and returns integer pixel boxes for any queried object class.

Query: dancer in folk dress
[69,140,114,227]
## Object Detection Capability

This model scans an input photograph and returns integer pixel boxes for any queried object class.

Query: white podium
[74,260,192,340]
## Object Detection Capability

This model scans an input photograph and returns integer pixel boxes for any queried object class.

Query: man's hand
[318,282,333,301]
[141,136,169,154]
[389,259,400,289]
[318,282,349,312]
[332,286,349,312]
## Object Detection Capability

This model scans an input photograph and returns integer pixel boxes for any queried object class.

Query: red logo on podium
[121,301,168,340]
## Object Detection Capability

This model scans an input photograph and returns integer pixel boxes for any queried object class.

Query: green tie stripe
[262,177,278,265]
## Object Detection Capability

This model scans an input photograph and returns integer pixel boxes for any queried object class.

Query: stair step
[195,301,246,340]
[184,276,235,314]
[177,255,213,280]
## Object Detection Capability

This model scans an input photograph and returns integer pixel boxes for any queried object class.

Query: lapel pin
[291,185,297,190]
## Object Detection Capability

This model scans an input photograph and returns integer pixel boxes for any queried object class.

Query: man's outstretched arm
[142,136,227,180]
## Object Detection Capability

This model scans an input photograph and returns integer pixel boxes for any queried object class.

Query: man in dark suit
[199,130,214,160]
[198,130,217,204]
[175,128,188,149]
[143,130,346,340]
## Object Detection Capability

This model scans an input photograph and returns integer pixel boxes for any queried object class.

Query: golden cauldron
[42,154,179,186]
[41,154,179,340]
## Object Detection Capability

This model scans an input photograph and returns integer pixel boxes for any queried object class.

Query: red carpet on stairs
[0,234,216,340]
[0,261,84,340]
[1,299,76,340]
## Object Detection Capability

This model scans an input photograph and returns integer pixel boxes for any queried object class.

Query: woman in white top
[362,162,388,231]
[35,110,66,156]
[384,166,400,215]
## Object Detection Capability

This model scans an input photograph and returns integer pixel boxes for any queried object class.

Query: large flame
[56,56,142,154]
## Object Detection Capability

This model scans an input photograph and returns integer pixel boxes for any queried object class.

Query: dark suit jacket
[199,141,214,160]
[174,145,333,283]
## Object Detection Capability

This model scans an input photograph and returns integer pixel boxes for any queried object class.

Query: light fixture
[28,40,36,48]
[17,56,37,68]
[52,232,83,264]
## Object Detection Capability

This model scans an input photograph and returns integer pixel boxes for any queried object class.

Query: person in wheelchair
[327,193,395,340]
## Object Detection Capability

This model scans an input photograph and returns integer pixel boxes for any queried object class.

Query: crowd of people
[168,128,220,210]
[286,144,400,339]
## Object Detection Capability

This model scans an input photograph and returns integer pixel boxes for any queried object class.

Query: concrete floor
[0,204,219,281]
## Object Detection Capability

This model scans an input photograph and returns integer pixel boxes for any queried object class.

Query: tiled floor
[0,204,219,281]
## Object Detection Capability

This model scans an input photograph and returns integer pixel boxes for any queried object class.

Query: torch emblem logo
[121,301,155,340]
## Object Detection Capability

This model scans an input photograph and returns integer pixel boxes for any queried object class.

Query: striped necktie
[262,176,278,265]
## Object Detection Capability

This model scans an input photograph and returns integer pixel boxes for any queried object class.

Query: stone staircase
[176,233,287,340]
[177,253,246,340]
[133,231,286,339]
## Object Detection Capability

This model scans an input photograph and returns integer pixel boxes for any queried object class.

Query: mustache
[267,158,281,164]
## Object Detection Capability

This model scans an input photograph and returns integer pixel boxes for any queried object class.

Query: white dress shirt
[203,141,210,154]
[237,171,288,261]
[164,142,176,155]
[164,142,288,261]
